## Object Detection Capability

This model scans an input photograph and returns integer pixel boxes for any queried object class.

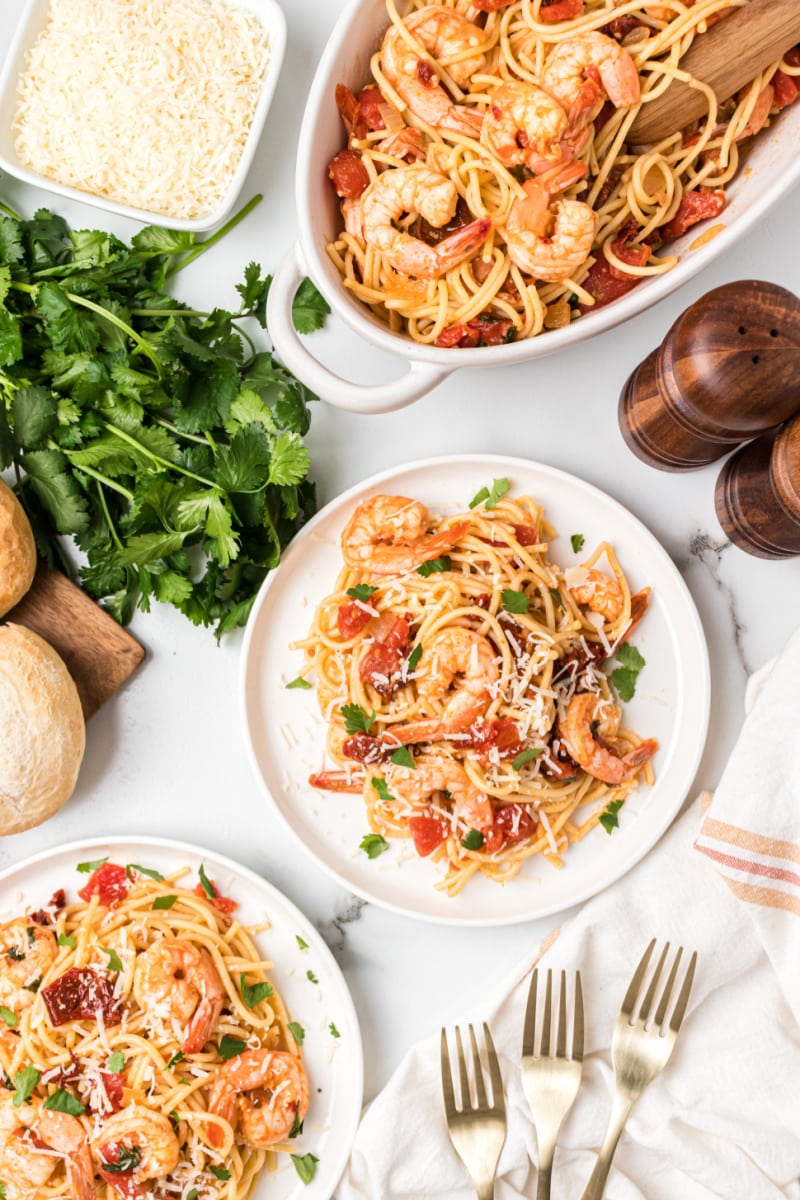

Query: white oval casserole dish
[268,0,800,414]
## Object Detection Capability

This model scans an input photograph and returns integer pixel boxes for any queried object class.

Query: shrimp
[387,753,494,830]
[0,918,57,1012]
[0,1093,95,1200]
[341,494,469,575]
[207,1049,310,1150]
[385,627,499,744]
[541,32,640,131]
[735,83,774,141]
[361,165,491,279]
[505,177,597,280]
[560,693,657,784]
[480,82,575,173]
[567,566,625,622]
[382,7,485,135]
[376,126,428,162]
[95,1108,180,1194]
[133,938,225,1055]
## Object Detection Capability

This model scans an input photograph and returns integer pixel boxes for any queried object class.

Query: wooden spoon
[628,0,800,145]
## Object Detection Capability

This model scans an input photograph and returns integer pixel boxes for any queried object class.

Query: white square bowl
[0,0,287,231]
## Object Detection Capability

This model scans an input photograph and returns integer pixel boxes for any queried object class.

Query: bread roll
[0,624,86,835]
[0,478,36,617]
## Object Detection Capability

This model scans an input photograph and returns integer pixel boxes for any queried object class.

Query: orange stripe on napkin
[699,816,800,865]
[723,876,800,918]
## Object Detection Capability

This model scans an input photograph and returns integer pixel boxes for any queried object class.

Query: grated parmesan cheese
[13,0,271,219]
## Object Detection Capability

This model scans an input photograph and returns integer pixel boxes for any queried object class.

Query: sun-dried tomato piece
[464,718,522,759]
[540,0,583,22]
[42,969,124,1027]
[435,316,514,348]
[359,614,410,698]
[660,189,726,241]
[77,864,130,909]
[483,804,537,854]
[342,733,392,764]
[29,889,67,926]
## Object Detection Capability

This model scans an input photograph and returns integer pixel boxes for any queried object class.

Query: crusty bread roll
[0,624,86,835]
[0,478,37,617]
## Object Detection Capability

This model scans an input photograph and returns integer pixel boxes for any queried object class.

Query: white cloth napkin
[337,628,800,1200]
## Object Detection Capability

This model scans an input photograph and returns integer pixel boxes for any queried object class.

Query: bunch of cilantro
[0,196,329,637]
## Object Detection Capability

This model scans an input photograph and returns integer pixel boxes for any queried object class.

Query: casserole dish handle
[267,247,450,414]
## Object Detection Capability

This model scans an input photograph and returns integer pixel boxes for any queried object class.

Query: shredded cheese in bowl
[13,0,271,221]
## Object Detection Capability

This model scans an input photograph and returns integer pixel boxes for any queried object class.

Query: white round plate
[0,835,363,1200]
[241,454,710,926]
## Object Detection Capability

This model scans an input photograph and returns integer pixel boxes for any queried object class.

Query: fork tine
[573,970,584,1062]
[440,1028,457,1116]
[469,1024,488,1109]
[636,941,669,1024]
[483,1022,504,1113]
[556,970,568,1058]
[455,1026,470,1108]
[540,968,553,1056]
[668,950,697,1034]
[522,967,538,1056]
[653,946,681,1030]
[620,937,655,1019]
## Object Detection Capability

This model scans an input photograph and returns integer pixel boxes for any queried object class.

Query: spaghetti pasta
[296,488,658,896]
[326,0,800,346]
[0,863,307,1199]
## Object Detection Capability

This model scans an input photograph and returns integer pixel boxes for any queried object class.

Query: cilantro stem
[64,292,162,375]
[0,199,21,221]
[9,281,36,295]
[129,309,208,318]
[104,423,217,489]
[71,461,135,502]
[153,417,211,447]
[96,482,123,550]
[166,194,263,278]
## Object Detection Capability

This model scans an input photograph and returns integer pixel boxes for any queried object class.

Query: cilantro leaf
[359,833,389,859]
[342,703,375,735]
[240,974,273,1008]
[21,450,89,534]
[511,748,543,771]
[198,864,215,900]
[286,676,312,690]
[329,1022,341,1038]
[165,1051,184,1069]
[417,555,451,577]
[549,588,563,607]
[107,1052,125,1073]
[292,278,330,334]
[371,777,395,803]
[390,747,415,769]
[461,830,484,851]
[616,642,646,672]
[306,970,318,984]
[209,1165,232,1181]
[406,644,422,673]
[218,1035,246,1061]
[126,864,164,881]
[599,798,624,834]
[501,589,530,614]
[77,857,108,873]
[296,936,309,950]
[102,1146,142,1174]
[43,1089,85,1116]
[611,643,646,702]
[152,895,177,910]
[12,1066,40,1107]
[57,934,76,948]
[469,478,510,509]
[571,533,585,553]
[291,1153,319,1185]
[346,584,378,602]
[0,1008,17,1029]
[0,310,22,367]
[101,947,123,972]
[268,431,310,486]
[288,1022,305,1045]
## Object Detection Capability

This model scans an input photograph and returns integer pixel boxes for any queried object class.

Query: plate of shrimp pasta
[241,455,710,925]
[0,837,363,1200]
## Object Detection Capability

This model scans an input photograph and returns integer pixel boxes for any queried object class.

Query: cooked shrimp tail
[207,1048,310,1150]
[341,494,468,574]
[506,179,597,281]
[561,693,657,784]
[382,8,486,133]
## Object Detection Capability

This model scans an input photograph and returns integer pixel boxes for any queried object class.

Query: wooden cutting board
[5,562,145,720]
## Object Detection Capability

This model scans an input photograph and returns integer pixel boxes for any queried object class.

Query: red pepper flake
[77,863,131,909]
[42,968,124,1027]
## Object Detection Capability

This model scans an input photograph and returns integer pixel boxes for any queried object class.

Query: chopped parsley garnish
[43,1089,85,1116]
[24,977,41,994]
[291,1153,319,1185]
[125,863,164,881]
[240,974,273,1008]
[152,895,177,910]
[469,477,510,510]
[187,1191,199,1200]
[288,1022,305,1046]
[371,777,395,803]
[12,1066,40,1107]
[289,1102,304,1138]
[76,857,107,873]
[390,746,415,769]
[26,927,35,945]
[306,970,318,985]
[570,533,585,554]
[341,702,375,735]
[611,643,646,703]
[197,864,215,900]
[346,584,378,602]
[417,555,451,577]
[286,676,312,690]
[329,1022,341,1038]
[5,947,24,962]
[219,1036,246,1061]
[165,1051,184,1070]
[549,588,563,607]
[107,1052,125,1073]
[295,935,309,950]
[57,933,76,948]
[0,1009,17,1029]
[209,1165,231,1181]
[360,833,389,860]
[599,799,625,834]
[511,748,543,771]
[102,1146,142,1173]
[461,830,485,851]
[101,947,123,972]
[0,1182,6,1198]
[501,589,530,614]
[406,644,422,673]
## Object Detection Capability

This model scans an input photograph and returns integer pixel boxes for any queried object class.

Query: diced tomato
[435,317,514,348]
[660,189,726,241]
[772,69,799,110]
[464,718,522,759]
[337,600,373,639]
[42,968,124,1027]
[93,1071,125,1115]
[359,615,410,697]
[98,1145,139,1199]
[513,524,538,546]
[577,225,650,313]
[483,804,537,855]
[540,0,583,21]
[328,150,370,199]
[357,85,387,133]
[193,881,237,915]
[77,863,130,909]
[409,813,450,857]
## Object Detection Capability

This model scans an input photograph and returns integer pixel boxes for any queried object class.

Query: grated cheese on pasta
[13,0,271,219]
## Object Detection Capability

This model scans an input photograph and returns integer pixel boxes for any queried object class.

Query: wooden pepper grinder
[619,280,800,470]
[715,412,800,558]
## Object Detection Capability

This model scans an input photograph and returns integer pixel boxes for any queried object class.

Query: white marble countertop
[2,0,800,1115]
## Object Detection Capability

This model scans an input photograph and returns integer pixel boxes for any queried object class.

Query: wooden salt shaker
[715,412,800,558]
[619,281,800,470]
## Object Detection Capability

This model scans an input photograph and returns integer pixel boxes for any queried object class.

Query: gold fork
[521,968,584,1200]
[580,939,698,1200]
[441,1022,507,1200]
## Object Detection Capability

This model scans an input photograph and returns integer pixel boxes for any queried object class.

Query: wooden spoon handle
[629,0,800,145]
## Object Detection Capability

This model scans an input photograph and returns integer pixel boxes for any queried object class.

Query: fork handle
[536,1162,552,1200]
[579,1094,635,1200]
